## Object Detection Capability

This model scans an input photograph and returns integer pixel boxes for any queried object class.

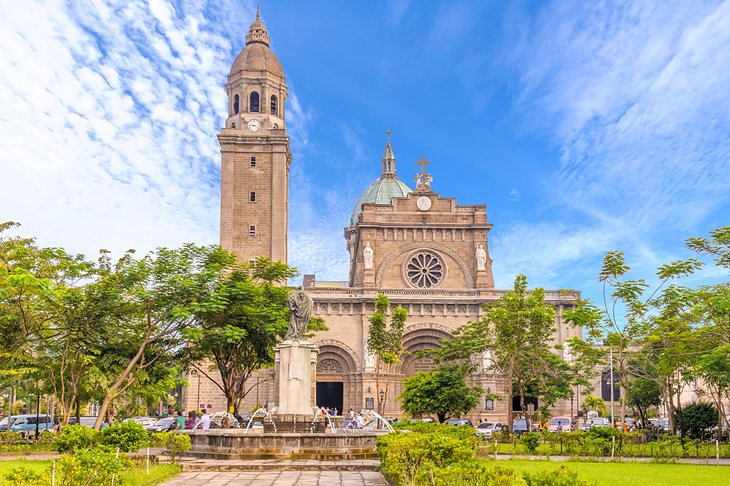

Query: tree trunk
[93,338,149,430]
[506,364,514,430]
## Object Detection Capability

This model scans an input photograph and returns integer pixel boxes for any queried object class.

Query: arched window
[270,95,278,116]
[233,94,239,114]
[231,122,236,128]
[250,92,260,113]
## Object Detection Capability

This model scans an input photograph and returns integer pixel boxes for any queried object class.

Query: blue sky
[1,0,728,304]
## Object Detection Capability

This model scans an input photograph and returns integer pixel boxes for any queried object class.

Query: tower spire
[246,4,270,46]
[381,129,396,176]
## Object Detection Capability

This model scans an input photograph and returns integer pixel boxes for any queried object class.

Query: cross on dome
[414,155,433,191]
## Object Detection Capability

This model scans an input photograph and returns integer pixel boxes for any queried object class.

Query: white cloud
[514,0,730,225]
[0,0,252,258]
[498,0,730,290]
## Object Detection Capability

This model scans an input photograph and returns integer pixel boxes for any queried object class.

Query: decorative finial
[385,128,392,145]
[256,3,261,20]
[414,155,433,191]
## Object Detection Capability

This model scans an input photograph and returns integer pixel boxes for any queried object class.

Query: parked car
[512,419,537,435]
[548,416,573,432]
[580,417,611,431]
[648,418,671,432]
[0,414,53,433]
[147,417,177,432]
[475,422,503,438]
[132,416,158,431]
[67,416,107,429]
[445,418,474,427]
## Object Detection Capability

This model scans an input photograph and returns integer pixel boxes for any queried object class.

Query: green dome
[350,174,412,225]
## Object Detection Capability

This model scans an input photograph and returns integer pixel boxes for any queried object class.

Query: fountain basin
[186,430,381,460]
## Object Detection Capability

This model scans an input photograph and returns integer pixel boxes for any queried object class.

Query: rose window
[406,252,443,288]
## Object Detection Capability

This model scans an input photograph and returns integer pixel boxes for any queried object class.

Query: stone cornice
[304,286,580,306]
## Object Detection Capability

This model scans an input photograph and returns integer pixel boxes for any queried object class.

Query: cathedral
[182,11,582,421]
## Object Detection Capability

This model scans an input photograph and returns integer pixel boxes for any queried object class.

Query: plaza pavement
[159,470,389,485]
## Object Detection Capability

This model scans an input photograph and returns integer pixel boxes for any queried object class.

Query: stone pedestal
[476,269,489,288]
[275,340,318,416]
[363,268,375,287]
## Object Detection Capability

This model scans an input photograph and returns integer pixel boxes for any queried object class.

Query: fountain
[311,408,336,433]
[246,408,277,433]
[186,288,388,460]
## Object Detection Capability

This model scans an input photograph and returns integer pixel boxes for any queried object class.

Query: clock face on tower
[247,119,261,132]
[416,196,432,211]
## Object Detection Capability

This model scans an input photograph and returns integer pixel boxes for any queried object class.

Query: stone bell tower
[219,7,291,264]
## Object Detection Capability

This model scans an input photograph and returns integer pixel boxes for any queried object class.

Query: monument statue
[363,242,374,269]
[476,243,487,271]
[285,286,314,340]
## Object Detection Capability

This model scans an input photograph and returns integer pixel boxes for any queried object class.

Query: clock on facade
[416,196,432,211]
[247,119,261,132]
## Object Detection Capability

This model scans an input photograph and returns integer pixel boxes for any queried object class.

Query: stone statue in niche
[363,242,374,269]
[482,349,492,372]
[563,344,573,365]
[284,286,314,340]
[364,345,376,369]
[476,243,487,271]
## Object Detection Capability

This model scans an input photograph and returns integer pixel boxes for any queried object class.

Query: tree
[581,394,607,417]
[185,256,326,414]
[686,225,730,270]
[565,251,701,431]
[0,222,92,370]
[367,294,407,416]
[684,227,730,432]
[399,366,482,423]
[92,244,231,429]
[626,376,660,428]
[481,275,569,428]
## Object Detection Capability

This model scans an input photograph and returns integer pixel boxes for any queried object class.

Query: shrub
[523,465,588,486]
[0,431,25,445]
[3,465,45,486]
[652,435,683,460]
[56,448,128,486]
[99,419,149,452]
[678,403,718,440]
[152,432,191,463]
[377,427,476,485]
[521,432,540,454]
[431,462,524,486]
[54,424,99,452]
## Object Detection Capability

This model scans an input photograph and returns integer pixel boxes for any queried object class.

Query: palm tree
[582,394,607,417]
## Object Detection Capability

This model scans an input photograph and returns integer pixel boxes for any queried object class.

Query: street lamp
[379,390,385,407]
[35,380,42,440]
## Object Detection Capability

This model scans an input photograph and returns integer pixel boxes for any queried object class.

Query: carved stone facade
[181,10,583,422]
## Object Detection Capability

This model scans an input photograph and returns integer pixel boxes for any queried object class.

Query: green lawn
[0,459,179,485]
[497,459,730,486]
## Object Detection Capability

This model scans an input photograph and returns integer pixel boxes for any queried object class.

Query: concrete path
[159,470,389,485]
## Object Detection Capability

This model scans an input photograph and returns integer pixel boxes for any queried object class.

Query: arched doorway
[316,358,344,412]
[392,325,453,416]
[315,342,360,414]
